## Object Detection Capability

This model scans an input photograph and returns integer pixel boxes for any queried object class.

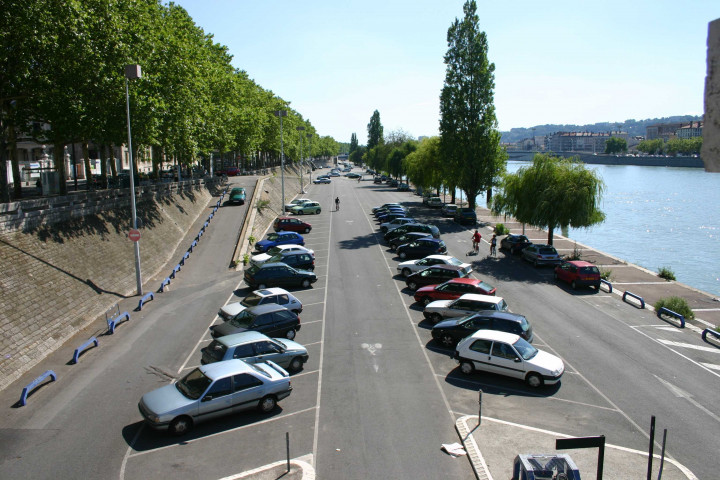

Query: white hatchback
[251,244,315,266]
[454,330,564,388]
[218,287,303,322]
[397,255,471,278]
[424,293,508,323]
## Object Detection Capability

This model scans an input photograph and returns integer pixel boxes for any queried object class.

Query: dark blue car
[255,231,305,253]
[375,207,406,218]
[376,211,408,223]
[396,238,447,260]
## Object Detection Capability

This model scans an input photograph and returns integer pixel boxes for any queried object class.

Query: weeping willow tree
[491,154,605,245]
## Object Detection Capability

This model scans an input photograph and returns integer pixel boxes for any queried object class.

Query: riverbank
[507,151,704,168]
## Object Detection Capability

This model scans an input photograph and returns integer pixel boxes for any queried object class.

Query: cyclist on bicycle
[335,197,340,211]
[472,230,482,253]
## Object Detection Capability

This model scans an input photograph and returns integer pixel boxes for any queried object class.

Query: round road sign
[128,229,141,242]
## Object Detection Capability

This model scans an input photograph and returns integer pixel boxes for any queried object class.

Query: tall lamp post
[306,133,313,183]
[296,126,305,193]
[273,110,288,209]
[125,64,143,296]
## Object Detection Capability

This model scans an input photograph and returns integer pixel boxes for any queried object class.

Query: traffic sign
[128,229,141,242]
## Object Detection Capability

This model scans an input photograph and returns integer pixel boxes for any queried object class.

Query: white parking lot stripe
[656,339,720,354]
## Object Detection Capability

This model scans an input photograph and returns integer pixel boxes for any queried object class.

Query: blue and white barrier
[701,328,720,348]
[19,370,57,406]
[137,292,154,311]
[180,251,190,266]
[600,279,612,293]
[189,239,198,252]
[159,277,171,293]
[657,307,685,328]
[170,264,181,279]
[622,290,645,309]
[72,337,98,364]
[107,311,130,334]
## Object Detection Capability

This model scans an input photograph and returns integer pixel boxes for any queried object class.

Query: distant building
[646,121,702,141]
[676,121,703,139]
[546,131,628,153]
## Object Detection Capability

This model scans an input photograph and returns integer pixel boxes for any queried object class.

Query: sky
[173,0,719,144]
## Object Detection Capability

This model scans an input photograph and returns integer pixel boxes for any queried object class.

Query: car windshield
[539,247,557,255]
[229,310,255,328]
[267,233,279,241]
[242,292,263,307]
[266,246,284,256]
[513,338,538,360]
[266,254,284,264]
[580,266,599,274]
[175,368,213,400]
[446,258,461,266]
[205,340,227,360]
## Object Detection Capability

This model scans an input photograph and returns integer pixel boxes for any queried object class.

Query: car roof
[424,264,464,272]
[466,311,527,322]
[467,329,520,343]
[276,231,299,237]
[254,287,292,296]
[446,277,480,285]
[566,260,595,267]
[216,331,271,347]
[456,293,504,303]
[416,238,442,243]
[426,255,453,261]
[246,302,291,314]
[199,358,256,379]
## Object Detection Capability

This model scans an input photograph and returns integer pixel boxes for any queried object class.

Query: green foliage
[349,133,358,154]
[654,297,695,320]
[367,110,384,150]
[491,154,605,245]
[637,139,665,155]
[600,269,612,281]
[658,266,676,281]
[256,200,271,214]
[439,0,506,209]
[242,253,250,265]
[493,223,509,235]
[247,235,256,245]
[567,242,583,260]
[604,137,627,154]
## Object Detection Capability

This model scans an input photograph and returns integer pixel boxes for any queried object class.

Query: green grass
[654,296,695,320]
[658,266,676,281]
[494,223,510,235]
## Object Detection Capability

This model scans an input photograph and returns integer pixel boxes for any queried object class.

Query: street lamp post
[125,64,143,296]
[274,110,288,209]
[296,126,305,193]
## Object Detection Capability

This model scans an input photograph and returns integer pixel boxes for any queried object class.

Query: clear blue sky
[173,0,718,144]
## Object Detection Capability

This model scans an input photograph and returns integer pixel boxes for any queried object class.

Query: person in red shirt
[472,230,482,253]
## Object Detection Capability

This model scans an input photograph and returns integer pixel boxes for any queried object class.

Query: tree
[604,137,627,154]
[439,0,506,209]
[349,133,358,155]
[491,154,605,245]
[367,110,383,150]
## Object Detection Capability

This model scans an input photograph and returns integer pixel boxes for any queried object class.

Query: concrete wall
[703,18,720,172]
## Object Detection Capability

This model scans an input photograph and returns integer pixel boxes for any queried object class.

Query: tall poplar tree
[367,110,383,150]
[439,0,506,209]
[349,133,358,154]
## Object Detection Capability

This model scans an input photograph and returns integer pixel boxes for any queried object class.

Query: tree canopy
[491,154,605,245]
[367,110,383,150]
[604,137,627,154]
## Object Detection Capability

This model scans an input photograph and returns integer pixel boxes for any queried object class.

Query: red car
[554,260,601,290]
[226,166,240,176]
[273,217,312,234]
[413,278,496,306]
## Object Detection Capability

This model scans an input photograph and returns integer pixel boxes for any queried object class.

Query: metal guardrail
[701,328,720,347]
[657,307,685,328]
[72,337,99,364]
[137,293,154,311]
[622,290,645,309]
[107,311,130,334]
[170,264,181,279]
[19,370,57,406]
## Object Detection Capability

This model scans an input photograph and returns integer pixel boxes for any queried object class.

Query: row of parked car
[371,198,566,389]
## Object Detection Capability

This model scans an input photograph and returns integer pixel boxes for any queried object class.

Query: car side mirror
[514,358,521,363]
[202,395,214,402]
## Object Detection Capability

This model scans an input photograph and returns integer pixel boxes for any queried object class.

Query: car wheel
[526,372,544,388]
[421,296,432,306]
[315,209,321,214]
[571,280,578,290]
[408,281,418,290]
[298,210,304,215]
[402,268,412,277]
[286,328,296,340]
[257,283,267,290]
[440,334,455,348]
[304,227,311,233]
[288,357,304,373]
[258,395,277,413]
[169,416,193,436]
[430,313,443,323]
[399,251,407,259]
[459,361,474,375]
[593,284,601,291]
[533,258,539,268]
[301,278,311,288]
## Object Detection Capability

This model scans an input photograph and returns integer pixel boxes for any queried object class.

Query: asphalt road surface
[1,170,717,480]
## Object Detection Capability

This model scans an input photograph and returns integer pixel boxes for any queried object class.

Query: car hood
[141,383,195,416]
[432,317,465,329]
[397,259,419,269]
[425,299,453,310]
[256,239,274,248]
[526,350,564,374]
[219,302,245,319]
[415,284,438,294]
[212,322,247,337]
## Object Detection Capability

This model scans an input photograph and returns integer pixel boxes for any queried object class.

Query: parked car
[441,204,458,217]
[397,183,410,191]
[389,179,399,187]
[522,244,562,267]
[500,234,531,254]
[372,203,403,213]
[313,177,331,184]
[251,245,315,266]
[255,231,305,253]
[373,176,382,184]
[347,172,361,179]
[405,265,471,290]
[397,255,471,278]
[138,359,292,435]
[414,278,497,305]
[374,206,406,217]
[454,330,564,387]
[284,198,312,212]
[422,193,434,205]
[273,217,312,233]
[554,260,601,290]
[244,262,317,290]
[427,197,443,208]
[219,288,303,323]
[376,211,408,223]
[260,251,315,271]
[384,223,440,242]
[432,311,533,347]
[454,207,477,225]
[380,217,416,233]
[210,303,301,340]
[290,201,322,215]
[201,331,309,373]
[396,238,448,260]
[228,187,247,205]
[423,293,509,323]
[388,232,433,251]
[226,166,240,176]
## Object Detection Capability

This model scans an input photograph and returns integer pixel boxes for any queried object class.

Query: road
[1,170,718,479]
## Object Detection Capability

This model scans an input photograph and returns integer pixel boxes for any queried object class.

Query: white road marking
[656,339,720,353]
[654,375,720,423]
[700,362,720,371]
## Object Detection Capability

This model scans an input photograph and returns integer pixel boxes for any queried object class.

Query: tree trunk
[53,139,67,195]
[9,123,22,199]
[100,144,108,188]
[109,144,117,177]
[82,141,92,187]
[547,226,554,246]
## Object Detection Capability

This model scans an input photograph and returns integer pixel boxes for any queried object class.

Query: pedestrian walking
[335,196,340,211]
[490,234,497,257]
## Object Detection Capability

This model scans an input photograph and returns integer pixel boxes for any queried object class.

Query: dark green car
[229,187,247,205]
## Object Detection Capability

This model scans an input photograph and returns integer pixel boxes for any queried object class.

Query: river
[473,162,720,298]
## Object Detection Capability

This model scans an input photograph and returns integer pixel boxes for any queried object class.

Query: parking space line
[292,369,320,379]
[435,374,621,413]
[126,406,318,459]
[302,319,323,325]
[656,339,720,354]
